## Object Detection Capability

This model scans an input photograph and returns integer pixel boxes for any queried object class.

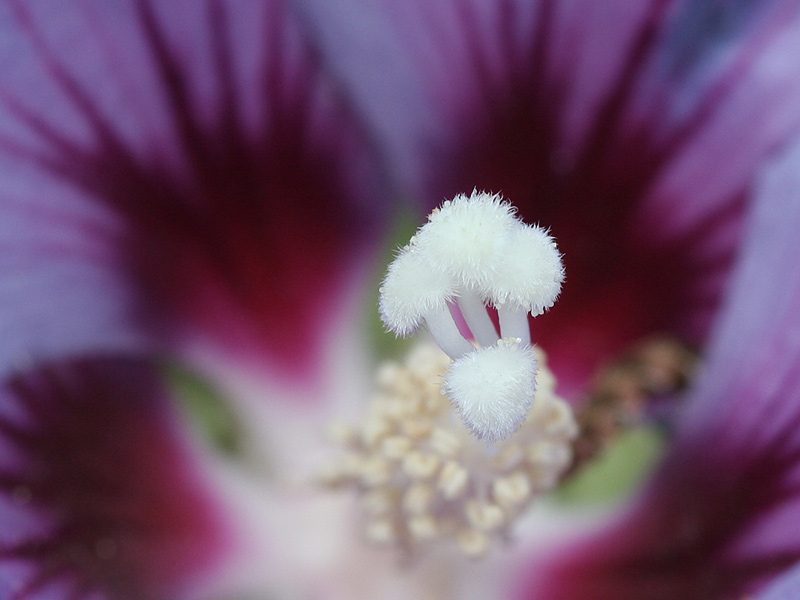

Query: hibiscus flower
[2,1,800,600]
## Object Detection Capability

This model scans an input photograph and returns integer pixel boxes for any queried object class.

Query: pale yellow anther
[492,471,531,508]
[526,440,557,466]
[360,456,391,487]
[339,452,364,476]
[408,515,438,540]
[405,343,451,382]
[493,443,524,471]
[402,451,441,479]
[381,435,414,459]
[403,483,434,514]
[542,400,580,439]
[386,395,424,419]
[383,400,407,420]
[465,500,505,532]
[401,417,433,438]
[458,529,490,558]
[362,489,395,515]
[366,519,396,544]
[525,439,573,473]
[323,342,577,559]
[423,392,446,412]
[527,465,558,491]
[429,427,463,457]
[361,417,392,448]
[437,460,469,499]
[375,363,405,390]
[534,364,556,391]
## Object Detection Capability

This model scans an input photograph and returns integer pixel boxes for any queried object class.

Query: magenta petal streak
[0,0,386,383]
[0,358,234,600]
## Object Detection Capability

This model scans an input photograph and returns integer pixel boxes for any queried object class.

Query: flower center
[320,342,577,558]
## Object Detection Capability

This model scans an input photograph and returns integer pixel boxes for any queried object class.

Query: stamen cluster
[320,343,577,559]
[379,191,564,441]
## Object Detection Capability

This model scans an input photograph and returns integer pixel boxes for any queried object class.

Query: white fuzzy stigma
[379,248,454,337]
[484,223,564,315]
[377,190,565,442]
[415,191,517,287]
[442,340,537,442]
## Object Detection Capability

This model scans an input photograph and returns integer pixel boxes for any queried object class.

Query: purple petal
[516,135,800,598]
[0,190,148,385]
[0,0,388,382]
[302,0,800,391]
[756,560,800,600]
[0,357,238,600]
